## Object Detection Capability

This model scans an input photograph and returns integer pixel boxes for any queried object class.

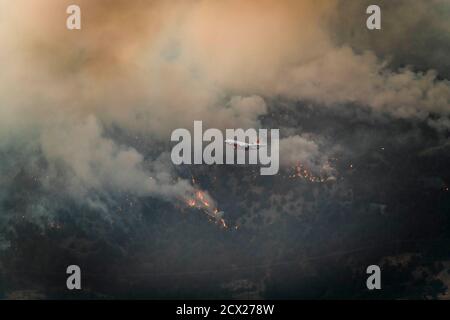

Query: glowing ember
[183,189,228,229]
[288,163,326,182]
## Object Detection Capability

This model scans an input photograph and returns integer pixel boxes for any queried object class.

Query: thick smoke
[0,0,449,226]
[39,116,195,200]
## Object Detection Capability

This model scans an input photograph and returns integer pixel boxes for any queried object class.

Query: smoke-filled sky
[0,0,450,299]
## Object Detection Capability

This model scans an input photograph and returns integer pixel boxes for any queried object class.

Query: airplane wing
[248,143,266,150]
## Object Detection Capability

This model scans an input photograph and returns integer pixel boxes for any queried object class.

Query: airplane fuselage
[224,139,265,150]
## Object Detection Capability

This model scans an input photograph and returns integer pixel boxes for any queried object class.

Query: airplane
[224,138,266,150]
